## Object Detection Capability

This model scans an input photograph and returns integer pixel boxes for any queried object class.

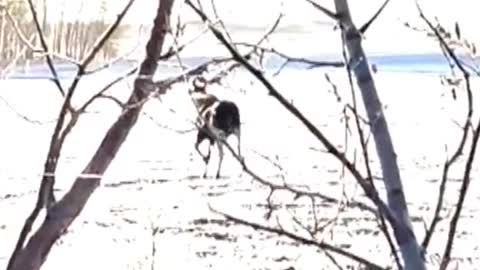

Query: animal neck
[191,92,218,111]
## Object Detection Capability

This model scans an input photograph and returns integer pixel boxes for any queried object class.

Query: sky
[42,0,480,56]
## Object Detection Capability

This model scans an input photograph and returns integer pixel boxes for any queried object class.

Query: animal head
[191,76,207,93]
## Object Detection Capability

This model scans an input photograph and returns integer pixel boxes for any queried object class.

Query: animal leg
[202,140,214,178]
[215,140,224,179]
[196,129,212,178]
[204,142,211,163]
[195,133,207,163]
[234,127,242,161]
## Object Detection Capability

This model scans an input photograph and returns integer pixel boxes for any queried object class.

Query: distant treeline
[0,0,131,66]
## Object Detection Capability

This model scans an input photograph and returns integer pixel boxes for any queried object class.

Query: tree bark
[333,0,425,269]
[0,10,6,59]
[7,0,174,269]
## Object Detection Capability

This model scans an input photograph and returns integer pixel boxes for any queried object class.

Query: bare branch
[403,21,480,76]
[25,0,65,96]
[324,73,343,102]
[304,0,339,21]
[157,60,216,85]
[77,0,136,72]
[80,67,137,112]
[81,35,209,112]
[324,250,345,270]
[142,110,196,134]
[158,26,209,61]
[440,118,480,270]
[209,0,236,47]
[84,43,141,75]
[345,105,369,125]
[0,95,57,125]
[98,94,125,108]
[248,149,376,215]
[359,0,392,34]
[192,104,378,216]
[234,42,345,70]
[415,6,470,76]
[210,206,387,270]
[82,56,239,132]
[416,3,474,256]
[415,3,480,269]
[254,13,284,47]
[207,62,242,85]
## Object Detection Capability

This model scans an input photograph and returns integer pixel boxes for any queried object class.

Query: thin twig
[235,42,344,71]
[227,128,377,215]
[80,67,137,112]
[142,110,196,134]
[416,3,474,256]
[324,250,345,270]
[440,115,480,270]
[209,0,236,47]
[25,0,66,96]
[0,95,58,125]
[255,13,284,47]
[359,0,392,34]
[304,0,339,21]
[84,42,141,75]
[413,6,480,268]
[210,206,387,270]
[250,149,374,214]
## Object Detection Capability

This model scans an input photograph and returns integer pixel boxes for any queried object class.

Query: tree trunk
[7,0,174,269]
[56,2,65,55]
[0,10,6,60]
[41,0,47,37]
[56,16,64,55]
[332,0,425,269]
[65,22,72,57]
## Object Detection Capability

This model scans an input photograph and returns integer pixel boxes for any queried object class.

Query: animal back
[212,101,240,134]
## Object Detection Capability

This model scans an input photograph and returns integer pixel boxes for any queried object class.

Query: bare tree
[6,0,175,269]
[329,1,425,269]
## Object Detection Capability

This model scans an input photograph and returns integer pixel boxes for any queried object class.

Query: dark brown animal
[189,76,241,178]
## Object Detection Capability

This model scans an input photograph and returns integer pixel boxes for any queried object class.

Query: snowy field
[1,56,480,270]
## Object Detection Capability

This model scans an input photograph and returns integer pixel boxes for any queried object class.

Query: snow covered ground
[1,58,480,269]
